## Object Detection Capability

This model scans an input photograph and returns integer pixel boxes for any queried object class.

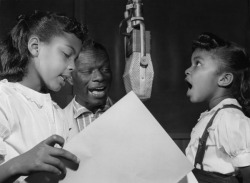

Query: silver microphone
[120,0,154,101]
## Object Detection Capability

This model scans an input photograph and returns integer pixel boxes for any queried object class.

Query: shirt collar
[198,98,241,120]
[6,80,52,108]
[73,97,113,119]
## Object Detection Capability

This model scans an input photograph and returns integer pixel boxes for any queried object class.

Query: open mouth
[185,80,192,89]
[59,75,73,85]
[89,86,107,97]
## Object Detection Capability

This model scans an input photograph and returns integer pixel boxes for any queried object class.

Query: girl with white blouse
[0,11,87,182]
[185,32,250,183]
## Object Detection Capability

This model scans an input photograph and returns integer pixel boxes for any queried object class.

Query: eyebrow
[192,56,203,60]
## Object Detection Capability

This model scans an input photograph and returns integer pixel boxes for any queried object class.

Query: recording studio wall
[0,0,249,137]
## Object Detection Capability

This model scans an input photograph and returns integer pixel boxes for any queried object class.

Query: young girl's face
[185,49,222,103]
[35,32,82,91]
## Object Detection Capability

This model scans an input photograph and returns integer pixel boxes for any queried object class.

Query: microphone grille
[123,52,154,100]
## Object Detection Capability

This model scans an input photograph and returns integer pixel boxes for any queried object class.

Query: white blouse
[185,98,250,174]
[0,79,69,165]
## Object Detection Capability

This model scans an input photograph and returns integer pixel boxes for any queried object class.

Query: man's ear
[218,72,234,87]
[28,36,40,57]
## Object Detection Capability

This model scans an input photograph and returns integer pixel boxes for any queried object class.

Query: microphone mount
[119,0,148,67]
[120,0,154,100]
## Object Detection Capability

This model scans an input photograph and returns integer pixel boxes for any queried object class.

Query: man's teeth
[92,90,104,94]
[90,87,105,91]
[89,87,106,97]
[96,87,105,90]
[90,90,105,97]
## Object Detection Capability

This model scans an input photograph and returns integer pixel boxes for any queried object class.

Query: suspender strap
[194,104,242,170]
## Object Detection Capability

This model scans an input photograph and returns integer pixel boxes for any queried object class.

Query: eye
[101,68,111,73]
[63,52,71,58]
[195,61,201,66]
[79,70,92,74]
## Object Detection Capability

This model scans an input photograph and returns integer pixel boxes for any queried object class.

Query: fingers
[44,135,79,164]
[44,135,65,148]
[34,135,79,176]
[16,148,66,176]
[50,147,80,165]
[44,156,66,175]
[40,163,63,176]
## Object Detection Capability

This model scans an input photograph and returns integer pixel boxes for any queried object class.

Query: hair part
[0,10,88,82]
[192,32,250,116]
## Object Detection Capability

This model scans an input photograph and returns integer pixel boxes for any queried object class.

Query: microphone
[120,0,154,100]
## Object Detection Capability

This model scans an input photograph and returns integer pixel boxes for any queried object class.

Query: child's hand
[10,135,79,177]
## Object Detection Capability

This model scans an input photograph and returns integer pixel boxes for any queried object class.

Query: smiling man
[64,40,113,139]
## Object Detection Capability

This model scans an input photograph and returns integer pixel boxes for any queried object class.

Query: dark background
[0,0,249,148]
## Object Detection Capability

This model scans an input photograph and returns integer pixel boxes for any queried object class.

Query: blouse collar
[198,98,241,121]
[4,79,54,108]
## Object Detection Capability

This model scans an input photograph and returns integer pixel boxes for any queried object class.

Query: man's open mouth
[89,87,107,97]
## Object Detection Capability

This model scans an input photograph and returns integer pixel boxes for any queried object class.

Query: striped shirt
[72,97,113,131]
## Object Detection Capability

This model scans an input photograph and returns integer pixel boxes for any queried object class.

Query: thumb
[44,135,65,148]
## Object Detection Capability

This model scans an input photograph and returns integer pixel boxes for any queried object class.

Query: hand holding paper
[26,91,194,183]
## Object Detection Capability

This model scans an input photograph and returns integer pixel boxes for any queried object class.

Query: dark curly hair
[0,10,88,82]
[192,32,250,116]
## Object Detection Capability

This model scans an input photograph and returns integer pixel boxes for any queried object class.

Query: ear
[28,36,40,57]
[218,72,234,87]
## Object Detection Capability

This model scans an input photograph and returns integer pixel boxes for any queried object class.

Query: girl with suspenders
[185,33,250,183]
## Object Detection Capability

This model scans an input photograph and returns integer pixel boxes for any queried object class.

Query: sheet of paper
[178,172,198,183]
[26,91,194,183]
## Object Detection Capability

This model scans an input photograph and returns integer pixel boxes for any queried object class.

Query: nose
[185,67,191,76]
[68,59,75,72]
[92,70,104,82]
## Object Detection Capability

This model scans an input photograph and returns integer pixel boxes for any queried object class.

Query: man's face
[72,49,112,111]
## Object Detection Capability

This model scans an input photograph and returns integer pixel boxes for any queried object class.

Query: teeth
[59,76,65,81]
[90,87,105,91]
[92,91,104,94]
[66,76,73,85]
[59,75,65,81]
[60,75,73,83]
[90,90,106,97]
